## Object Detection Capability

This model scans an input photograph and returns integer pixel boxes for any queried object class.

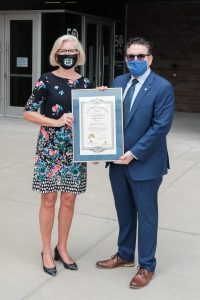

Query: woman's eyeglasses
[126,54,150,61]
[57,49,79,55]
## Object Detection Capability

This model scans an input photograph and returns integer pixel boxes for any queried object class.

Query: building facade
[0,0,199,116]
[0,0,126,116]
[127,1,200,113]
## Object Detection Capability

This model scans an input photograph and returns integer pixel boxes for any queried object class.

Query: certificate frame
[72,88,124,162]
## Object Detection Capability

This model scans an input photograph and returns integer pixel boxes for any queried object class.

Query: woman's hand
[56,113,74,128]
[96,86,108,91]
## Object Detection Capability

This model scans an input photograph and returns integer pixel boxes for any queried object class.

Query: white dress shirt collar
[130,67,151,85]
[123,67,151,110]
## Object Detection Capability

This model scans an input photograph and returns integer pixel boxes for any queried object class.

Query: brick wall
[127,1,200,112]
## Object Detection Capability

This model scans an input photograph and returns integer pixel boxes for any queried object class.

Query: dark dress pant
[109,163,162,272]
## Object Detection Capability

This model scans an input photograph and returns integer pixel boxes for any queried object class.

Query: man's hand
[113,151,134,165]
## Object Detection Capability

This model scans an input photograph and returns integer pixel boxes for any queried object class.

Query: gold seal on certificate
[72,88,124,162]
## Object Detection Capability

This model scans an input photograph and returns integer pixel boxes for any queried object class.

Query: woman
[23,34,93,276]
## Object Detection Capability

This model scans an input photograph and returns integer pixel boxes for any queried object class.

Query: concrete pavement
[0,112,200,300]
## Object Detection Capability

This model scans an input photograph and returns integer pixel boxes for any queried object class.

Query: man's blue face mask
[127,60,148,77]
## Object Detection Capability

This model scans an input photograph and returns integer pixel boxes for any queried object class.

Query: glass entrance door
[0,13,41,117]
[84,17,114,87]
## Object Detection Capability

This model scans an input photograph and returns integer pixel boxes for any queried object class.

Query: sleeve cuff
[130,151,138,160]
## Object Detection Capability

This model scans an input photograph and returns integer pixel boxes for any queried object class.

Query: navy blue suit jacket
[112,70,174,181]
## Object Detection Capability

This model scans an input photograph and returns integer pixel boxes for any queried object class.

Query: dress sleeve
[24,74,47,112]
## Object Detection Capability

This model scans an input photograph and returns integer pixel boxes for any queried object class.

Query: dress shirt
[123,67,151,110]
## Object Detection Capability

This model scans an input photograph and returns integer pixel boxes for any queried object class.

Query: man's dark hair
[125,37,153,55]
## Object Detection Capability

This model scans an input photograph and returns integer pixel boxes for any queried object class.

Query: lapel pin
[144,88,148,91]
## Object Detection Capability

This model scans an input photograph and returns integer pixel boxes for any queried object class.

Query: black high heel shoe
[54,246,78,271]
[41,252,57,276]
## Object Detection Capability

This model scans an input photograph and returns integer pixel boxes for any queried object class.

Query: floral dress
[24,72,93,194]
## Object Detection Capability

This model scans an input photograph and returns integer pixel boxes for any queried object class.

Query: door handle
[99,45,104,86]
[101,45,104,86]
[4,42,9,101]
[4,42,8,80]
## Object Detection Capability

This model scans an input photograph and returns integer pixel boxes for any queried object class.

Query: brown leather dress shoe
[129,266,154,289]
[96,253,135,269]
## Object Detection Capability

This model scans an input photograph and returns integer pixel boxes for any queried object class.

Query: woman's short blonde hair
[49,34,86,66]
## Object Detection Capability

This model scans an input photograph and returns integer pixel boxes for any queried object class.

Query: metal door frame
[0,14,5,116]
[83,16,114,87]
[0,12,41,117]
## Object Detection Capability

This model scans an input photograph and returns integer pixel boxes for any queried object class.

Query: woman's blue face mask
[127,60,148,77]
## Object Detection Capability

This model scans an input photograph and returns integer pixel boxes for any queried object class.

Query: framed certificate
[72,88,124,162]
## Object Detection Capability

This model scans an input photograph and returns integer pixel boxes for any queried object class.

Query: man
[96,37,174,289]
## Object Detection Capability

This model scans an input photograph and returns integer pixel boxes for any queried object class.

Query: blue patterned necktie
[123,79,138,122]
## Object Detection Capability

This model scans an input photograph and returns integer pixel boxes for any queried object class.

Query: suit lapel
[121,74,131,92]
[125,72,154,127]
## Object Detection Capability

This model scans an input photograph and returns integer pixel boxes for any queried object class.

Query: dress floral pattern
[24,72,93,194]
